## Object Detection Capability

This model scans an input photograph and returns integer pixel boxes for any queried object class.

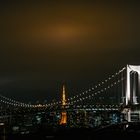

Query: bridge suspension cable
[46,67,126,107]
[0,66,127,108]
[67,75,125,105]
[0,94,33,108]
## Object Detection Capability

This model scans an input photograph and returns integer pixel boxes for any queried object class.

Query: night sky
[0,0,140,103]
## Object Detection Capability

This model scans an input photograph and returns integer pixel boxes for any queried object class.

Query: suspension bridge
[0,65,140,123]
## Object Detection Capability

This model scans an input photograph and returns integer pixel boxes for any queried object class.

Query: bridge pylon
[122,65,140,122]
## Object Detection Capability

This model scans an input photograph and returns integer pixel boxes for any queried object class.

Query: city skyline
[0,0,140,103]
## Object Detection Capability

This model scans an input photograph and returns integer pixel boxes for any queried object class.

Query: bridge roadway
[0,104,121,115]
[47,104,120,111]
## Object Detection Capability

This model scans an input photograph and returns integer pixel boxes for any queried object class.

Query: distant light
[0,123,4,126]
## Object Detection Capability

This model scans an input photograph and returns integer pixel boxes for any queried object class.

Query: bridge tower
[125,65,140,105]
[123,65,140,122]
[60,85,67,125]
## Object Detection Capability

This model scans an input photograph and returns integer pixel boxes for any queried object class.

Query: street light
[0,122,5,140]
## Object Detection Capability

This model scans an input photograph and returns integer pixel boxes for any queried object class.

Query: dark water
[4,122,140,140]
